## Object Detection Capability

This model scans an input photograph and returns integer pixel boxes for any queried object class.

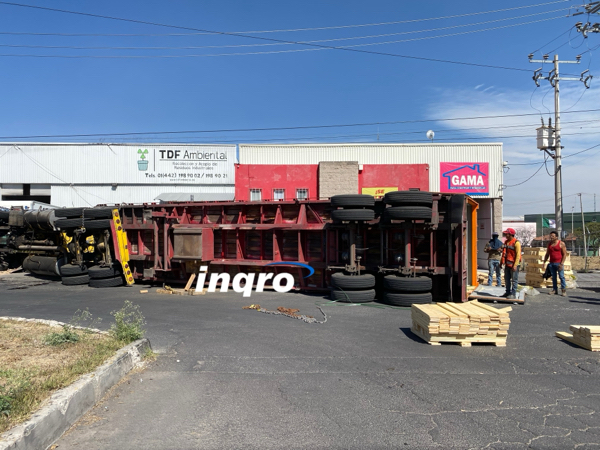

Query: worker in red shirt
[500,228,521,299]
[543,230,568,296]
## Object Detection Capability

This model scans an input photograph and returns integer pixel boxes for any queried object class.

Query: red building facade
[235,163,429,201]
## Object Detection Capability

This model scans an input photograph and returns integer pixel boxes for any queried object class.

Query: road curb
[0,337,151,450]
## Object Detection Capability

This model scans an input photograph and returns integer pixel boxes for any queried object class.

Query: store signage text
[440,162,489,195]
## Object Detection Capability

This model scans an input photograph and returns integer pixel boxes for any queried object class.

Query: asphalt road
[1,272,600,449]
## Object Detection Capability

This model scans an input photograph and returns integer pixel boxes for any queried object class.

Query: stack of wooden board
[522,247,575,288]
[411,300,511,347]
[476,270,504,287]
[522,247,549,288]
[556,326,600,352]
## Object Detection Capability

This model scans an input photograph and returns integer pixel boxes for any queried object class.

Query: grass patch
[0,302,147,433]
[109,300,146,344]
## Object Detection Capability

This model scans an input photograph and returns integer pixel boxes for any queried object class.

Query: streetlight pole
[579,193,588,271]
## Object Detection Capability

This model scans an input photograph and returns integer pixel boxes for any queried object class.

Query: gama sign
[440,162,489,195]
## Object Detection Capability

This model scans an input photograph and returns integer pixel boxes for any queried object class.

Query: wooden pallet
[411,325,507,347]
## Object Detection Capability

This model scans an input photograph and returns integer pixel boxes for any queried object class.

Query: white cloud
[426,83,600,216]
[474,84,484,90]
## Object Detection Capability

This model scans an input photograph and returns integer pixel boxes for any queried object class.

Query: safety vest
[501,237,518,268]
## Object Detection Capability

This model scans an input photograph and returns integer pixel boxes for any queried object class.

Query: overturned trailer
[0,191,479,304]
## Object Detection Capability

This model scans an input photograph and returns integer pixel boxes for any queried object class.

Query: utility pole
[529,53,590,239]
[579,193,588,271]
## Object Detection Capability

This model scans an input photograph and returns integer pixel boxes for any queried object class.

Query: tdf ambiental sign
[440,162,489,195]
[133,146,235,185]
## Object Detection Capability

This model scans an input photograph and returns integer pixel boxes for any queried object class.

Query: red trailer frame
[118,193,476,302]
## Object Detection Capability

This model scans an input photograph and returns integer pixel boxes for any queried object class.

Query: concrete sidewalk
[1,272,600,449]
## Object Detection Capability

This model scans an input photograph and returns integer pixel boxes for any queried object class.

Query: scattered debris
[156,285,205,296]
[139,290,148,294]
[243,305,326,324]
[277,307,300,316]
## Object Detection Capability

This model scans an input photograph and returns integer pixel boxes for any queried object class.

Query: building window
[273,189,285,201]
[250,189,261,201]
[296,188,308,200]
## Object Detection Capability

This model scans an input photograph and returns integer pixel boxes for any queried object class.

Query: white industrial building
[0,143,236,207]
[1,141,503,268]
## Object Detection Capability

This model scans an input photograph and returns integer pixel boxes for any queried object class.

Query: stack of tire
[330,194,375,222]
[59,263,90,286]
[55,207,115,231]
[380,275,433,307]
[382,191,433,222]
[88,264,125,288]
[330,272,376,303]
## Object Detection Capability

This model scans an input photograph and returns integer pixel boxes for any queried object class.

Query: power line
[0,1,550,71]
[0,16,566,58]
[530,26,573,53]
[0,0,571,36]
[5,117,596,145]
[0,10,568,51]
[503,163,546,188]
[563,142,600,158]
[0,108,598,140]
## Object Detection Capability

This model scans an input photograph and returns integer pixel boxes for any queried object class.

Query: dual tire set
[330,192,434,223]
[381,191,433,221]
[330,195,375,222]
[330,272,376,303]
[380,275,433,307]
[59,263,124,288]
[329,272,433,306]
[54,207,114,230]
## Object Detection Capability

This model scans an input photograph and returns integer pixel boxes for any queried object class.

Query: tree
[516,227,536,247]
[574,221,600,256]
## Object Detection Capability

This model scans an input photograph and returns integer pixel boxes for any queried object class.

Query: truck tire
[380,292,432,307]
[330,194,375,208]
[55,207,85,218]
[59,263,88,276]
[330,272,375,289]
[383,191,433,206]
[61,274,90,285]
[84,219,113,230]
[55,218,85,229]
[383,206,432,221]
[84,208,114,219]
[0,211,9,221]
[89,275,124,288]
[331,209,375,222]
[383,275,432,292]
[88,264,123,279]
[330,289,376,303]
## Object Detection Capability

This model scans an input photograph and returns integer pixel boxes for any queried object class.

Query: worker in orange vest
[500,228,521,299]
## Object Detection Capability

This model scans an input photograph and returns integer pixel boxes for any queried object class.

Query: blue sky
[0,0,598,215]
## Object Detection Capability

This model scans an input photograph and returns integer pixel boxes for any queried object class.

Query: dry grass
[0,320,123,434]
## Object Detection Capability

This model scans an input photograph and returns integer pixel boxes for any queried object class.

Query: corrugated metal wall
[239,143,503,199]
[51,185,236,208]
